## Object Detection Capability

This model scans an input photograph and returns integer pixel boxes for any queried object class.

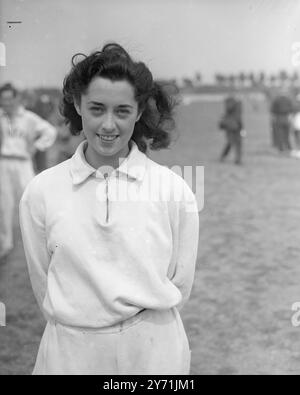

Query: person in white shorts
[292,103,300,150]
[0,83,57,260]
[19,43,200,375]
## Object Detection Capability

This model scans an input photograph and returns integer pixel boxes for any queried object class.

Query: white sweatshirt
[19,140,199,328]
[0,106,57,159]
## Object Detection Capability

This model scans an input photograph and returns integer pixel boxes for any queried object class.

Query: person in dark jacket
[270,95,293,152]
[219,96,243,165]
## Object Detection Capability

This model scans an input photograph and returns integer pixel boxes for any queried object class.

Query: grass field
[1,98,300,375]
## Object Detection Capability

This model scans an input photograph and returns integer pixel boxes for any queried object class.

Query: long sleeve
[19,180,51,315]
[168,183,200,311]
[31,114,57,151]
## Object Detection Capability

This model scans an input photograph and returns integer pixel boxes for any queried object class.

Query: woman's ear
[136,110,143,123]
[74,100,81,116]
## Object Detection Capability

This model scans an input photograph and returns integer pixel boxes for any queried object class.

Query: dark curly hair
[0,82,18,98]
[60,43,178,153]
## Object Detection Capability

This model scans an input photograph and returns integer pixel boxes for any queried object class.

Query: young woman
[19,43,199,375]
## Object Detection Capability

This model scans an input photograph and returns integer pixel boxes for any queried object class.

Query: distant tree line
[174,70,300,90]
[214,70,300,88]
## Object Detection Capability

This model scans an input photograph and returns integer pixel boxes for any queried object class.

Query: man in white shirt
[0,83,57,260]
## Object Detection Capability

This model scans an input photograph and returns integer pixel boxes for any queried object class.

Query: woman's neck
[5,106,19,120]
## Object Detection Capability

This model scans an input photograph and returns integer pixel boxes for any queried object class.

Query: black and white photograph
[1,0,300,377]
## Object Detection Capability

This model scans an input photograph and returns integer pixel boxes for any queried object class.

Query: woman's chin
[93,136,131,157]
[94,137,120,155]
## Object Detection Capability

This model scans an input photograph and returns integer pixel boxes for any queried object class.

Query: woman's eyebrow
[118,104,134,109]
[88,101,104,105]
[87,102,133,108]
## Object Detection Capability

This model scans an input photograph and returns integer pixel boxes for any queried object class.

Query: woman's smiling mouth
[97,134,120,142]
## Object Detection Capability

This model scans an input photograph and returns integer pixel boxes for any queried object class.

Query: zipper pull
[104,173,109,223]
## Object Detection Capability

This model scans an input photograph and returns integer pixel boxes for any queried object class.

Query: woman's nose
[102,113,116,131]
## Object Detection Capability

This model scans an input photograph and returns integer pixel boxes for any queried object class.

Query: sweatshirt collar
[70,139,148,185]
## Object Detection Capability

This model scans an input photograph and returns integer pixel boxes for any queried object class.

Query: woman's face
[75,77,141,167]
[0,90,19,116]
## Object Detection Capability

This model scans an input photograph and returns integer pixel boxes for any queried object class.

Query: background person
[0,83,57,260]
[219,96,244,165]
[270,94,293,153]
[291,101,300,150]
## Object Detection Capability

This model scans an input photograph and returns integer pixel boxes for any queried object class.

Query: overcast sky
[1,0,300,88]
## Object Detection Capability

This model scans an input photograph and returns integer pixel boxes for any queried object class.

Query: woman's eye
[90,107,104,114]
[117,109,130,116]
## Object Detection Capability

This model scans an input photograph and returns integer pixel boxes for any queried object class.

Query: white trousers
[33,308,191,375]
[0,158,35,258]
